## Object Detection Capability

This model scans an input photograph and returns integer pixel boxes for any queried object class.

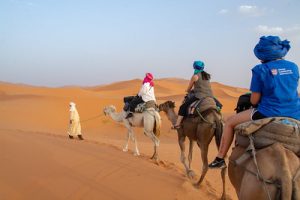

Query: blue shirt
[250,59,300,120]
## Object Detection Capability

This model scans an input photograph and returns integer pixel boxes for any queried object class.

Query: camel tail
[153,111,161,137]
[214,112,223,149]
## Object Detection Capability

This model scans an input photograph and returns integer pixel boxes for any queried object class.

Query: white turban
[69,102,76,111]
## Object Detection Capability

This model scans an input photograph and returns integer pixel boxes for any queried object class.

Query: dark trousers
[128,96,144,112]
[178,96,199,116]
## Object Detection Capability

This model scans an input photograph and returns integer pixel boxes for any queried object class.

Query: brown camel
[159,100,226,199]
[229,143,300,200]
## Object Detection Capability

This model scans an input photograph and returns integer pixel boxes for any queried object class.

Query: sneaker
[125,112,133,119]
[69,135,74,139]
[208,157,227,169]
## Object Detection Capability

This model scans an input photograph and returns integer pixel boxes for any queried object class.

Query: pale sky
[1,0,300,88]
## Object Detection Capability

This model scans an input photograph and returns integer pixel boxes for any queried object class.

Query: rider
[209,35,300,169]
[126,73,156,118]
[172,60,215,129]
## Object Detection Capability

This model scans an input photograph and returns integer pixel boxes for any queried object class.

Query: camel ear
[110,105,116,112]
[171,101,175,107]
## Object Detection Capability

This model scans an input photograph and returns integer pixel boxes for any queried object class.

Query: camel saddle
[135,100,158,113]
[187,97,218,116]
[123,96,158,113]
[235,117,300,156]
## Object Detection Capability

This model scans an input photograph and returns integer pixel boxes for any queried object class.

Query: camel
[229,143,300,200]
[103,105,161,160]
[159,100,226,199]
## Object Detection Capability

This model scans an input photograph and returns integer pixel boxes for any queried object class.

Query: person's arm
[250,65,263,106]
[250,92,261,106]
[185,75,198,92]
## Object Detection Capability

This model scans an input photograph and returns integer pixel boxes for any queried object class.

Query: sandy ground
[0,79,249,200]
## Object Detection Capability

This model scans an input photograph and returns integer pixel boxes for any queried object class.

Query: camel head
[103,105,116,116]
[158,101,175,113]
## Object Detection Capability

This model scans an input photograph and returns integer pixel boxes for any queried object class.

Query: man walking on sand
[68,102,84,140]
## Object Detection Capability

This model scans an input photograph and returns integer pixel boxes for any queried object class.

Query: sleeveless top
[193,72,214,99]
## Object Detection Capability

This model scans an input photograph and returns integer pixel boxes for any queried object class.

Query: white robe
[68,104,82,136]
[138,82,156,102]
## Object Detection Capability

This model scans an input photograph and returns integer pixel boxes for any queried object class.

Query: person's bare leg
[173,115,184,128]
[217,109,253,158]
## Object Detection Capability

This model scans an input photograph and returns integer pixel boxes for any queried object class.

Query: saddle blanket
[235,117,300,156]
[188,97,217,116]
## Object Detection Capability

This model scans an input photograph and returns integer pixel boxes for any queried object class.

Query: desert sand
[0,79,249,200]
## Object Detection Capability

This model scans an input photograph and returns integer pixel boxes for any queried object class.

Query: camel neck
[166,109,177,125]
[109,111,125,122]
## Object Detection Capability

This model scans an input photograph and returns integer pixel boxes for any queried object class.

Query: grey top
[193,73,214,99]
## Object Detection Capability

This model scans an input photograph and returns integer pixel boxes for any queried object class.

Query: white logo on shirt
[278,68,293,75]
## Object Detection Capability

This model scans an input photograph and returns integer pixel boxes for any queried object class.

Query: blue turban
[193,60,205,70]
[254,36,291,62]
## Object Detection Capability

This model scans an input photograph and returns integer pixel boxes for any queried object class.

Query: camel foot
[122,148,128,152]
[193,182,201,189]
[187,170,196,179]
[153,159,160,165]
[220,193,226,200]
[133,152,140,156]
[151,154,159,161]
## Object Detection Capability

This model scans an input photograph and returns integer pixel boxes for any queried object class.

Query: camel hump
[235,117,300,156]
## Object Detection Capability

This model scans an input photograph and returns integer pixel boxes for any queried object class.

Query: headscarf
[254,36,291,62]
[193,61,205,74]
[142,73,154,87]
[194,69,202,75]
[69,102,76,112]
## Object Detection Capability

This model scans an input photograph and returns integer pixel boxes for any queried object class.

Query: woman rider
[209,36,300,169]
[172,60,215,129]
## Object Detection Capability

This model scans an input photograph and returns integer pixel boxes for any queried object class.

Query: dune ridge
[0,78,244,200]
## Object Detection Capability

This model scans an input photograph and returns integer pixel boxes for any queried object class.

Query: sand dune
[0,79,245,200]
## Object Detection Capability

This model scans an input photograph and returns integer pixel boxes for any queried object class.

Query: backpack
[123,95,136,111]
[234,93,253,113]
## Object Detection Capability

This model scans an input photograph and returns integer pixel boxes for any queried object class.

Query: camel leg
[220,167,227,200]
[195,141,209,187]
[292,165,300,199]
[178,135,191,177]
[123,122,133,153]
[130,131,140,156]
[150,134,160,161]
[143,114,160,161]
[272,144,293,200]
[187,139,196,179]
[144,130,159,160]
[123,131,130,152]
[188,140,194,168]
[151,144,158,160]
[150,138,159,161]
